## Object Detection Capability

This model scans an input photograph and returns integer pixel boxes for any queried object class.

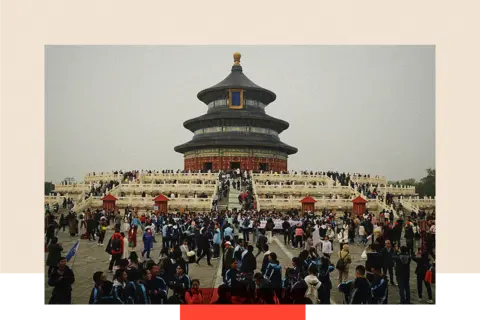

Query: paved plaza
[45,226,435,304]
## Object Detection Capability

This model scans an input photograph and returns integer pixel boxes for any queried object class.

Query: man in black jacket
[282,219,291,245]
[380,240,396,286]
[241,245,257,275]
[255,230,268,258]
[350,265,371,304]
[393,245,412,304]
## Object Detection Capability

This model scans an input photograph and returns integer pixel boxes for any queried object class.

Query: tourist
[349,265,371,304]
[338,226,348,251]
[195,226,212,266]
[149,264,168,304]
[47,257,75,304]
[167,284,187,304]
[241,245,257,275]
[380,240,396,286]
[142,228,154,259]
[212,224,221,259]
[393,245,412,304]
[134,269,152,304]
[112,269,127,303]
[412,250,434,304]
[304,264,321,304]
[94,281,122,304]
[46,237,63,276]
[185,279,203,304]
[59,213,67,232]
[294,223,304,249]
[107,228,124,272]
[263,252,282,299]
[370,266,388,304]
[97,218,107,246]
[317,256,335,304]
[337,244,352,284]
[255,230,268,258]
[282,218,291,245]
[171,265,191,291]
[89,271,106,304]
[212,283,232,304]
[260,244,272,274]
[321,236,333,258]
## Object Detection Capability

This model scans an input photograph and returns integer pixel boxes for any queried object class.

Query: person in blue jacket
[142,228,154,259]
[263,252,282,300]
[149,264,168,304]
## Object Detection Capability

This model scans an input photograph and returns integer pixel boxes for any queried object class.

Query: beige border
[1,0,479,273]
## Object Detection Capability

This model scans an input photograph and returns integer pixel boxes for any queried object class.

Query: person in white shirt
[338,228,348,251]
[321,236,333,258]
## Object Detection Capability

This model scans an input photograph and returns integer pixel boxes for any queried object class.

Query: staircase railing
[211,179,219,210]
[251,171,260,211]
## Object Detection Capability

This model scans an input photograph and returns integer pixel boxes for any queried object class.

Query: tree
[387,168,435,197]
[417,168,435,197]
[45,182,54,195]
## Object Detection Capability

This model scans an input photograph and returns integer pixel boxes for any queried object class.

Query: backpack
[111,236,122,253]
[336,252,347,271]
[305,280,319,304]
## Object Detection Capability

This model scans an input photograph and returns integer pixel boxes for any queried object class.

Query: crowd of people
[46,199,435,305]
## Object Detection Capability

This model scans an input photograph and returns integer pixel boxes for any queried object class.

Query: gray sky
[45,46,435,183]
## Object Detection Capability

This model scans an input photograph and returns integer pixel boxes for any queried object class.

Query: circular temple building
[174,52,298,172]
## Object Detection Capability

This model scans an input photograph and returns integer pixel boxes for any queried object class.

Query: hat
[224,241,232,247]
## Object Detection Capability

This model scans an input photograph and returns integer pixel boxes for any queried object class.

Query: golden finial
[233,52,241,65]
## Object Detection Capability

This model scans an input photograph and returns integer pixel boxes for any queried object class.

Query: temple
[174,52,298,172]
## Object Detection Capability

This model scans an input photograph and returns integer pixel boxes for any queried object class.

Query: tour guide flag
[65,240,80,262]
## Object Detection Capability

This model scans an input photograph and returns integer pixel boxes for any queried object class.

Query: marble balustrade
[254,184,354,195]
[257,197,380,211]
[87,196,212,211]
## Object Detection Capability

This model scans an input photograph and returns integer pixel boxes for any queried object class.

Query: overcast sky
[45,45,435,183]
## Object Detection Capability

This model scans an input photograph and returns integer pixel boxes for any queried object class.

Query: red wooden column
[352,196,368,216]
[101,194,118,211]
[299,195,317,216]
[153,194,169,214]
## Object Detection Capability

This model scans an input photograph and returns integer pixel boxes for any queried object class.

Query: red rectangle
[181,305,305,320]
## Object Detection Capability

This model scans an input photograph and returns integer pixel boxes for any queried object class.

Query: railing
[71,197,93,213]
[211,179,219,210]
[378,185,416,195]
[118,183,216,195]
[88,196,212,211]
[84,173,124,183]
[254,184,354,195]
[53,184,90,193]
[44,195,65,205]
[251,172,261,211]
[350,174,387,185]
[400,196,435,210]
[257,197,380,211]
[252,172,332,183]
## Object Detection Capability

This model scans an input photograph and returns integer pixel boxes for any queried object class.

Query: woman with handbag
[412,250,434,303]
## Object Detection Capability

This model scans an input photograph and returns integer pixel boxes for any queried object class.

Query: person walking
[46,237,63,276]
[337,244,352,284]
[412,250,434,304]
[393,245,412,304]
[107,228,124,272]
[47,257,75,304]
[380,240,396,286]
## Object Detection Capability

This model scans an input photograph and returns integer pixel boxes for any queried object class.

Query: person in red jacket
[108,228,124,272]
[185,279,203,304]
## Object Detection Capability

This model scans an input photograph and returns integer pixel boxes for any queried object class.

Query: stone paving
[267,233,435,304]
[45,227,435,305]
[44,225,219,304]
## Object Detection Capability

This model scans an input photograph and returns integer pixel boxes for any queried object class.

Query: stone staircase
[227,183,242,211]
